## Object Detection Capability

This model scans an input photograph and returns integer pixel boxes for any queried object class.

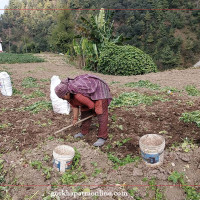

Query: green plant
[142,177,148,182]
[24,101,52,113]
[127,187,142,200]
[0,123,12,129]
[98,42,157,76]
[0,53,44,64]
[110,81,120,85]
[168,171,200,200]
[12,87,23,95]
[181,138,197,152]
[22,77,39,88]
[115,138,131,147]
[170,138,197,152]
[92,168,102,177]
[145,177,165,200]
[40,79,49,82]
[148,177,156,190]
[60,148,86,185]
[186,101,194,106]
[47,136,54,140]
[180,110,200,127]
[61,167,86,185]
[109,92,168,108]
[108,153,140,169]
[22,90,45,99]
[0,160,10,199]
[161,86,180,93]
[42,167,52,180]
[30,160,42,170]
[72,148,81,170]
[125,80,161,90]
[35,119,52,127]
[43,155,51,162]
[185,85,200,96]
[168,171,184,184]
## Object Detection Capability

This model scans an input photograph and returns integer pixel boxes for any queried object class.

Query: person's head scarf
[54,79,69,98]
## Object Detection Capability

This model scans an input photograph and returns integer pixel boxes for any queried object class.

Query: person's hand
[73,118,78,126]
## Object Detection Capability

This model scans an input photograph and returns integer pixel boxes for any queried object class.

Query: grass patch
[0,53,44,64]
[180,110,200,127]
[109,92,168,108]
[24,101,52,113]
[185,85,200,96]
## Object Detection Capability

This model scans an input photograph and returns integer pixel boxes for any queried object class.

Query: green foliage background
[0,0,200,70]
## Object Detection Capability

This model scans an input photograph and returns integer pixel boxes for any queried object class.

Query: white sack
[50,75,70,115]
[0,72,12,96]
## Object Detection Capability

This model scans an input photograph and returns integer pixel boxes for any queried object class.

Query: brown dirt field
[0,53,200,199]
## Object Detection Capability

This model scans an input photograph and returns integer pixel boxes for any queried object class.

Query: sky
[0,0,9,15]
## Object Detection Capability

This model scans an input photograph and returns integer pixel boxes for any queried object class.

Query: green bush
[98,43,157,75]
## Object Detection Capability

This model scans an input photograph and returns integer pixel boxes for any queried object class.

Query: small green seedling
[30,160,42,170]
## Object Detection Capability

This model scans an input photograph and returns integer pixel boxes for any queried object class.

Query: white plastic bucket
[53,145,75,173]
[139,134,165,167]
[0,72,12,96]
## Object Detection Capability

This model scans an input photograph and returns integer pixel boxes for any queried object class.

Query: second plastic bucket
[139,134,165,167]
[53,145,75,173]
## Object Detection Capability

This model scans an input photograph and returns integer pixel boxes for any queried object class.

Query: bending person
[55,74,112,147]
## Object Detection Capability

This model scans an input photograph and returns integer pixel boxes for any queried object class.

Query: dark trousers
[81,99,108,139]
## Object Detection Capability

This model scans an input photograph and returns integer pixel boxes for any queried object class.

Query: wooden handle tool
[54,115,93,135]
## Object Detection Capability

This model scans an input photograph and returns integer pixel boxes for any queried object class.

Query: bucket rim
[53,145,75,157]
[139,134,165,148]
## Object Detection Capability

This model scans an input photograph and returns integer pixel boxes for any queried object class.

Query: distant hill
[0,0,200,70]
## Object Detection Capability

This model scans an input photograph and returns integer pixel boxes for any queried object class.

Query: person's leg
[81,110,93,135]
[74,110,93,138]
[93,99,108,146]
[97,99,108,139]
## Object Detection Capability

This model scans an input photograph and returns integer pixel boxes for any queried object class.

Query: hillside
[0,0,200,70]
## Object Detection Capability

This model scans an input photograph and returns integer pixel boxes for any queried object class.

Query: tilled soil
[1,53,200,199]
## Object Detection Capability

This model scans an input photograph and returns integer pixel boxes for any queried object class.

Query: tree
[49,9,75,53]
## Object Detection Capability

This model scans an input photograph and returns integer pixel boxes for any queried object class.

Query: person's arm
[72,107,79,125]
[74,94,95,109]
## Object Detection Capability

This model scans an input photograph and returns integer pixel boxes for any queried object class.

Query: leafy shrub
[98,43,157,75]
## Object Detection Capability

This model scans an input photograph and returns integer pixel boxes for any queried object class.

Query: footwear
[74,132,84,138]
[93,138,106,147]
